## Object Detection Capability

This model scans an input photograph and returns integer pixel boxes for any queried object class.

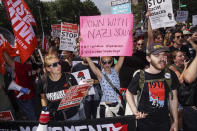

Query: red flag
[42,32,49,52]
[0,34,18,75]
[21,0,37,27]
[3,0,37,64]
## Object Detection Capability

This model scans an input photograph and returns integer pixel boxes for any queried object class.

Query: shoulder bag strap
[103,73,122,96]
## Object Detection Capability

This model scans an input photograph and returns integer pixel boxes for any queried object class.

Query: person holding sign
[38,53,79,121]
[86,56,124,118]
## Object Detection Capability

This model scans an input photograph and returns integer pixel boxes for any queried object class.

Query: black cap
[146,43,169,55]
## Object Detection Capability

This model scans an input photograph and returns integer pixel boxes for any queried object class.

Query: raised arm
[3,51,15,69]
[86,57,102,81]
[114,56,124,74]
[147,12,154,47]
[183,39,197,83]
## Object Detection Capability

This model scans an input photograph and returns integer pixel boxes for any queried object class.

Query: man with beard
[126,43,179,131]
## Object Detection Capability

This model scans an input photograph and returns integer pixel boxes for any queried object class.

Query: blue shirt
[100,68,120,102]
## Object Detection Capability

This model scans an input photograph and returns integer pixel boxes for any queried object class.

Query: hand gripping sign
[58,84,90,110]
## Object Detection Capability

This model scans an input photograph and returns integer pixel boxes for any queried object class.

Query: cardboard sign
[58,84,90,110]
[0,111,14,121]
[59,22,78,51]
[176,11,188,22]
[148,0,176,30]
[51,24,61,39]
[80,14,133,56]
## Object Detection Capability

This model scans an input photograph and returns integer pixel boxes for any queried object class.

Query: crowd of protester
[0,18,197,131]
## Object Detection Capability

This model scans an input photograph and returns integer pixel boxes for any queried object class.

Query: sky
[40,0,111,14]
[81,0,111,15]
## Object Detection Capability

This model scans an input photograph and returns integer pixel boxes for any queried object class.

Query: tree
[80,0,101,16]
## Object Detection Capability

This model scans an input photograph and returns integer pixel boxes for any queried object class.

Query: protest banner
[80,14,133,56]
[148,0,176,30]
[51,24,61,39]
[176,11,188,22]
[0,111,14,121]
[2,0,37,63]
[71,69,91,85]
[58,84,90,110]
[0,116,136,131]
[59,22,78,51]
[192,15,197,26]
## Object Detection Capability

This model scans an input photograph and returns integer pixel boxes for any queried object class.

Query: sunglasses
[176,35,183,39]
[102,60,113,65]
[137,43,144,46]
[48,61,61,68]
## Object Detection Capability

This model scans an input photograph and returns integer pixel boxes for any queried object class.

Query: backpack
[137,68,173,105]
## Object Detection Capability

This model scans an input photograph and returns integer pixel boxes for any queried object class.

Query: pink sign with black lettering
[80,14,133,56]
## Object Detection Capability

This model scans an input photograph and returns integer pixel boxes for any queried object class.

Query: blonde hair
[44,53,58,67]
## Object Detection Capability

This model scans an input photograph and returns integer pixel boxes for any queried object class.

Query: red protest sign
[58,84,90,110]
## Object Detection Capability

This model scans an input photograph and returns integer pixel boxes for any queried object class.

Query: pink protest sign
[80,14,133,56]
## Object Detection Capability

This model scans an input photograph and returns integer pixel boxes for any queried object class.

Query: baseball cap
[146,43,169,55]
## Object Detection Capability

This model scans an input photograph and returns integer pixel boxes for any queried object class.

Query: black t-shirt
[119,51,149,88]
[60,60,71,73]
[41,73,78,120]
[72,62,100,80]
[128,69,179,124]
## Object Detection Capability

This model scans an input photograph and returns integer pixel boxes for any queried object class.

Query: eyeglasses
[176,35,183,39]
[137,43,144,46]
[48,61,61,68]
[102,60,113,65]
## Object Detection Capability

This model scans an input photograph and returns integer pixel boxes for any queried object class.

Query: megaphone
[8,81,30,98]
[36,124,48,131]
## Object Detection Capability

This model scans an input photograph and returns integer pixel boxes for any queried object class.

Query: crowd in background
[0,20,197,131]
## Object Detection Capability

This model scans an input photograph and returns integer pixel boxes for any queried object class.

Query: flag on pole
[42,32,49,52]
[2,0,37,64]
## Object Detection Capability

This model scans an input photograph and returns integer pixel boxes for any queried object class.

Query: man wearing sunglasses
[85,56,124,118]
[169,30,190,59]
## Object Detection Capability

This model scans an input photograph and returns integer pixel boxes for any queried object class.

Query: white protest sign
[148,0,176,30]
[51,24,61,40]
[71,69,91,85]
[59,22,78,51]
[176,11,188,22]
[192,15,197,26]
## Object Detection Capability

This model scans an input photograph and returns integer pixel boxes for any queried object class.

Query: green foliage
[80,0,101,16]
[0,0,101,37]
